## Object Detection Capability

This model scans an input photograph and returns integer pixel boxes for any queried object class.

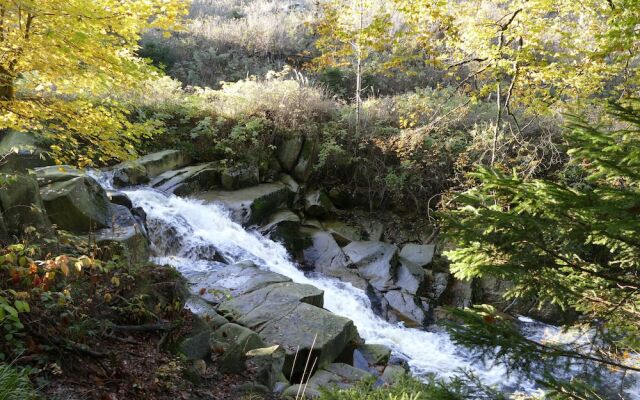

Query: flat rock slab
[194,183,293,226]
[150,162,221,196]
[186,261,292,303]
[111,150,191,186]
[218,282,324,329]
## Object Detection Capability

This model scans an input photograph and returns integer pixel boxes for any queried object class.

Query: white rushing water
[92,175,637,399]
[122,187,538,393]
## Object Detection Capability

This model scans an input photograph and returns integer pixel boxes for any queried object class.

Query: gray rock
[358,344,391,366]
[40,176,112,232]
[106,191,133,209]
[321,220,363,246]
[0,130,52,172]
[399,244,435,268]
[395,262,426,296]
[111,150,190,187]
[427,271,450,301]
[0,173,52,238]
[95,204,149,264]
[284,363,374,397]
[246,345,287,389]
[384,290,430,327]
[186,260,292,303]
[304,190,334,217]
[185,296,229,329]
[302,228,348,274]
[179,329,212,361]
[221,164,260,190]
[260,303,360,379]
[279,173,300,194]
[150,162,221,195]
[218,282,324,328]
[343,241,398,292]
[278,135,305,172]
[282,384,320,399]
[210,323,265,373]
[381,365,407,384]
[33,165,83,186]
[293,134,319,182]
[195,182,293,226]
[301,228,367,290]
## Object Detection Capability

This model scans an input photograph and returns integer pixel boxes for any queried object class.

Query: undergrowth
[0,364,37,400]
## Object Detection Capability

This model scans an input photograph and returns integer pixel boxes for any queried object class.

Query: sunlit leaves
[0,0,190,166]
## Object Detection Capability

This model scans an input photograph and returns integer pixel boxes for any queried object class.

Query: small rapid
[123,187,538,393]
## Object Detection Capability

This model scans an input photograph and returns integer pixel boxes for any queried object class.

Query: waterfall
[100,181,638,399]
[122,187,539,393]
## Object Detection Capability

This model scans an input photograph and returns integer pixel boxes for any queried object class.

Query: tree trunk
[0,67,15,101]
[491,82,501,167]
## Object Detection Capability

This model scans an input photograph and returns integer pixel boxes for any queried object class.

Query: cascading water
[90,171,638,398]
[121,187,536,392]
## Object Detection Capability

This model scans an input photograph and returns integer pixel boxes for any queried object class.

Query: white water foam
[90,176,637,399]
[124,187,537,393]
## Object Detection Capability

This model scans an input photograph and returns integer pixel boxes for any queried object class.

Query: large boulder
[40,176,112,232]
[185,260,292,303]
[111,150,191,187]
[95,204,149,264]
[301,227,367,290]
[259,210,305,252]
[301,228,348,274]
[321,220,363,246]
[0,131,52,172]
[283,363,374,399]
[221,164,259,190]
[258,302,360,379]
[304,190,334,218]
[218,282,325,328]
[293,134,319,182]
[395,262,427,296]
[277,135,304,172]
[357,344,391,366]
[33,165,83,186]
[343,241,398,292]
[0,174,52,238]
[150,162,221,196]
[398,244,435,268]
[195,183,293,226]
[186,260,360,380]
[383,290,431,327]
[210,323,266,373]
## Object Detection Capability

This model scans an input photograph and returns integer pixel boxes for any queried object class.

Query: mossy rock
[0,173,53,238]
[0,130,53,173]
[40,176,112,232]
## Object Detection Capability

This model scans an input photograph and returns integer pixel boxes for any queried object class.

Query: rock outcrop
[40,175,112,232]
[111,150,191,187]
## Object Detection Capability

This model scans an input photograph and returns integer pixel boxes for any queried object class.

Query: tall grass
[0,364,37,400]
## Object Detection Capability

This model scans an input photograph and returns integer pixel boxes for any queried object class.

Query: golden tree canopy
[0,0,189,166]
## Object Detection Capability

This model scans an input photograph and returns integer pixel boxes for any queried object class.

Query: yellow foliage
[0,0,190,166]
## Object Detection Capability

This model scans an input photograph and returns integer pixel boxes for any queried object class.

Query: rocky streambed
[0,133,563,397]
